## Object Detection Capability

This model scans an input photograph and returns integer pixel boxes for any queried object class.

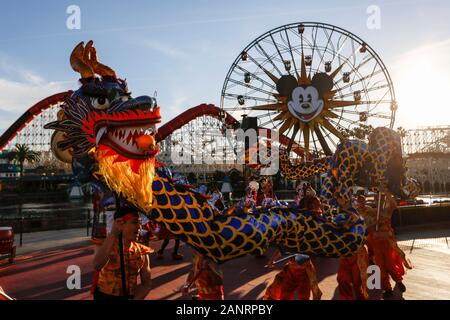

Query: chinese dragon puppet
[45,41,419,264]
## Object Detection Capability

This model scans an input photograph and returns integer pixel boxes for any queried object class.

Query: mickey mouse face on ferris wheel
[276,73,334,123]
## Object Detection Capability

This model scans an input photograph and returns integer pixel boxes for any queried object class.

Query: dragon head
[368,127,421,199]
[45,41,161,211]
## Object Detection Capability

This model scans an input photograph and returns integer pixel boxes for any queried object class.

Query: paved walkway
[1,225,449,300]
[13,228,91,255]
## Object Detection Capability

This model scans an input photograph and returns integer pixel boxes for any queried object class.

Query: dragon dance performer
[259,178,277,207]
[291,183,322,215]
[181,251,224,300]
[337,245,369,300]
[92,206,153,300]
[263,254,322,300]
[367,190,411,294]
[302,185,323,216]
[235,183,258,215]
[355,195,376,263]
[292,182,305,207]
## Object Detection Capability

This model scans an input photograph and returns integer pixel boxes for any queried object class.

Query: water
[416,194,450,205]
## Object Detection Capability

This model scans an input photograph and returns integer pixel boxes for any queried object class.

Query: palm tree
[12,144,41,177]
[397,127,408,139]
[11,144,40,246]
[397,127,408,151]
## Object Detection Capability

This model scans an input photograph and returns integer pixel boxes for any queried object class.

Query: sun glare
[393,45,450,128]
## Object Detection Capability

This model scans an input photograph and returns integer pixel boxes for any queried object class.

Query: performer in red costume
[263,254,322,300]
[367,190,412,294]
[337,245,369,300]
[181,251,224,300]
[355,195,376,264]
[302,185,323,216]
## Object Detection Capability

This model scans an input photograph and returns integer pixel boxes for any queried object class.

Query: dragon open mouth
[97,122,159,159]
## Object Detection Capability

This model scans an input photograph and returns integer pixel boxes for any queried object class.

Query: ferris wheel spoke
[322,118,345,140]
[335,68,384,93]
[224,93,277,104]
[287,122,300,154]
[227,78,275,96]
[315,27,334,74]
[325,132,339,149]
[324,27,336,58]
[340,109,366,116]
[303,125,310,158]
[234,65,277,90]
[278,118,295,135]
[338,83,389,99]
[283,28,300,80]
[256,111,280,118]
[367,112,393,120]
[331,34,349,65]
[255,43,284,76]
[369,89,390,111]
[308,26,320,78]
[256,111,281,121]
[251,103,284,111]
[311,131,320,157]
[314,126,333,156]
[327,100,364,108]
[335,55,374,84]
[246,53,279,84]
[269,33,288,71]
[328,43,363,82]
[328,118,356,132]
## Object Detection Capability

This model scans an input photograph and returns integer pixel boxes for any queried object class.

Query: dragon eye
[92,97,110,110]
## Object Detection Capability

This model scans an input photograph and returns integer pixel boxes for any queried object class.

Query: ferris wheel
[220,22,397,158]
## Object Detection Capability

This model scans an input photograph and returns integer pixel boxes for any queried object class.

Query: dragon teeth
[96,127,107,146]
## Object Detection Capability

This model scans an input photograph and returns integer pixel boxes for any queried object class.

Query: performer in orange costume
[263,254,322,300]
[182,251,224,300]
[366,191,412,294]
[354,195,376,263]
[337,245,369,300]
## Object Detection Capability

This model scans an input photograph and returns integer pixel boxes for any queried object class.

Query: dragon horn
[85,40,117,78]
[70,41,95,79]
[83,40,94,66]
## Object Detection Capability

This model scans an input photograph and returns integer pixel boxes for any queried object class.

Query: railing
[0,208,92,247]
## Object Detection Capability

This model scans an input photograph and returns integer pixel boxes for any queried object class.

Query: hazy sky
[0,0,449,134]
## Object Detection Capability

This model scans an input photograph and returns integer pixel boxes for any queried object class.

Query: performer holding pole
[368,189,411,295]
[92,206,153,300]
[263,254,322,300]
[181,251,224,300]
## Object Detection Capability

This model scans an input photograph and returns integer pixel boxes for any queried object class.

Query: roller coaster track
[0,91,72,151]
